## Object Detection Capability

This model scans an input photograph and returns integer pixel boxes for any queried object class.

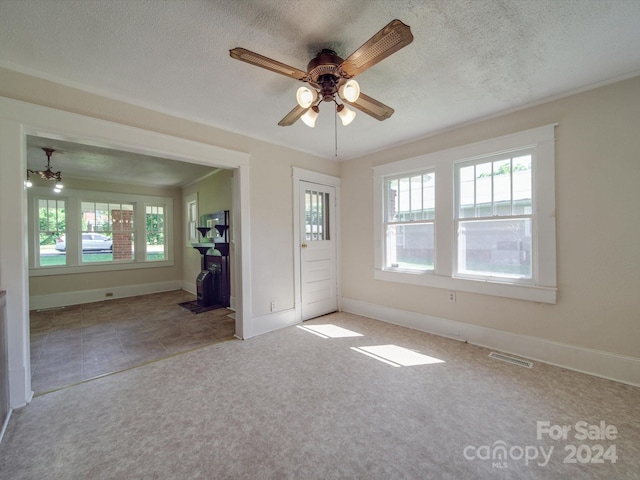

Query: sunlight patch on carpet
[297,324,364,338]
[351,344,445,367]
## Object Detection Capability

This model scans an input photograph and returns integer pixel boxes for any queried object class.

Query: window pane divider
[455,213,533,222]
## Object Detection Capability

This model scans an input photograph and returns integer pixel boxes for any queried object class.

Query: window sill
[29,260,174,277]
[374,269,557,304]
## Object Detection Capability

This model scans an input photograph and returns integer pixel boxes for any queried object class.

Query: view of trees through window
[38,198,66,267]
[145,205,165,260]
[36,197,167,267]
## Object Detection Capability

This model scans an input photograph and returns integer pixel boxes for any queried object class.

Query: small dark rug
[178,301,225,314]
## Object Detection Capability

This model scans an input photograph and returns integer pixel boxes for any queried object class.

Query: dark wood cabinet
[193,210,230,309]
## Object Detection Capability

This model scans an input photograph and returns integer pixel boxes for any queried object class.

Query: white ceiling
[25,136,217,188]
[2,0,640,182]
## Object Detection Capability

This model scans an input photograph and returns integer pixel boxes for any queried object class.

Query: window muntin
[384,171,435,271]
[455,151,533,281]
[37,198,66,267]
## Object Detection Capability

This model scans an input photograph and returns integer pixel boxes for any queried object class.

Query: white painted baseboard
[0,408,11,444]
[341,298,640,387]
[245,307,298,339]
[29,281,184,311]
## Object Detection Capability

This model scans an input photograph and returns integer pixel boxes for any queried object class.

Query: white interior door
[300,181,337,321]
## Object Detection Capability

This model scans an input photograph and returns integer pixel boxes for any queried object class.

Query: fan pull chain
[334,105,338,157]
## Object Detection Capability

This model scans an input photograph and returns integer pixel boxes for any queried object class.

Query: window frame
[373,124,557,303]
[29,187,174,276]
[35,197,67,268]
[144,203,167,261]
[453,148,535,283]
[382,169,436,273]
[185,193,198,244]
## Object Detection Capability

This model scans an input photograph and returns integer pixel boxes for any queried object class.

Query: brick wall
[111,209,133,260]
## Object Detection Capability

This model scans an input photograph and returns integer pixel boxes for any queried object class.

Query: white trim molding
[245,307,298,339]
[342,298,640,387]
[373,124,557,304]
[29,281,184,311]
[0,96,251,407]
[292,167,342,323]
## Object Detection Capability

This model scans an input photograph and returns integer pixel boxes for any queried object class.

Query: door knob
[301,243,308,248]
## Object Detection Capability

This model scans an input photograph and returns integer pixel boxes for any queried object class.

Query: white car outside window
[55,234,113,252]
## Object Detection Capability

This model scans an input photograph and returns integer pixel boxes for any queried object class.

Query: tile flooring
[30,290,235,394]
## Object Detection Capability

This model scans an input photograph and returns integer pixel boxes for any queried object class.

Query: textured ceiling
[25,137,217,188]
[2,0,640,178]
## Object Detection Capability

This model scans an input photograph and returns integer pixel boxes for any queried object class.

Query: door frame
[292,167,341,323]
[0,96,252,408]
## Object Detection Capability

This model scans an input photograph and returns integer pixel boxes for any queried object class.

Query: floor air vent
[489,352,533,368]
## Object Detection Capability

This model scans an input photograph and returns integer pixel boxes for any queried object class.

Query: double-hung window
[374,124,557,303]
[81,201,135,263]
[29,188,173,274]
[37,198,66,267]
[455,151,533,281]
[383,171,435,271]
[145,205,166,261]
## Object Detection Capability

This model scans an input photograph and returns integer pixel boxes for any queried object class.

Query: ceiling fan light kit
[301,106,319,128]
[230,19,413,128]
[338,79,360,103]
[336,103,356,126]
[296,86,318,109]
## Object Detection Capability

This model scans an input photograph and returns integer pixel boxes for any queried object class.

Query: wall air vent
[489,351,534,368]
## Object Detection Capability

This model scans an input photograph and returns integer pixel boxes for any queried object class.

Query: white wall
[340,76,640,384]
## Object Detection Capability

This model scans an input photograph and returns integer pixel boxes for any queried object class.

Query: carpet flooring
[2,312,639,479]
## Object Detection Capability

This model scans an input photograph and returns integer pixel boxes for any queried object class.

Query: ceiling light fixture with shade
[26,148,64,193]
[294,77,360,128]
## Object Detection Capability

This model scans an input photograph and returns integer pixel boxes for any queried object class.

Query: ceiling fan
[230,19,413,128]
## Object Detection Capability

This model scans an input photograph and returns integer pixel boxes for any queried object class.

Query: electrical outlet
[448,291,456,303]
[270,301,277,312]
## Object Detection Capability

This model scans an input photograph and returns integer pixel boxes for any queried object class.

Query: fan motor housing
[307,49,343,82]
[307,49,344,101]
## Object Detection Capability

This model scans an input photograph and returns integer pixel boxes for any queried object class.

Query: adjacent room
[0,1,639,478]
[25,136,237,393]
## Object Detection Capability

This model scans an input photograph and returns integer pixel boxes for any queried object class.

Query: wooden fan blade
[345,92,394,121]
[278,104,307,126]
[230,48,307,81]
[340,19,413,78]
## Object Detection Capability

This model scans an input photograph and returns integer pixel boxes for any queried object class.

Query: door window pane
[305,190,330,241]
